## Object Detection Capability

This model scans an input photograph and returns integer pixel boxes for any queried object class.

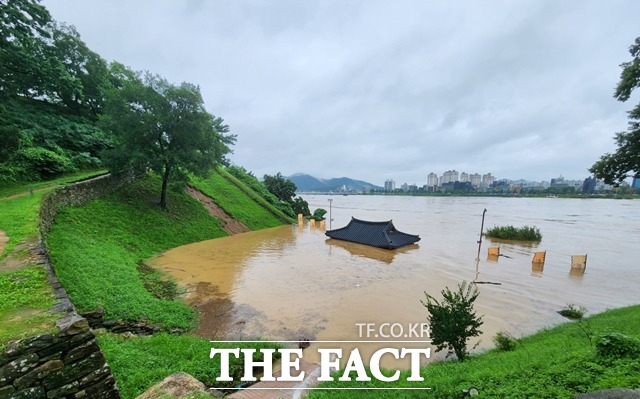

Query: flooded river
[150,195,640,368]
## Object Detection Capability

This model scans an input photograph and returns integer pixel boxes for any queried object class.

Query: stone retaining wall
[39,173,136,240]
[0,314,119,399]
[0,173,134,398]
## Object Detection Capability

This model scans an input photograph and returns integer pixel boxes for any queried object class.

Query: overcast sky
[43,0,639,185]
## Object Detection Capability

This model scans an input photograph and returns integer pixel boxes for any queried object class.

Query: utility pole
[476,208,487,260]
[328,198,333,230]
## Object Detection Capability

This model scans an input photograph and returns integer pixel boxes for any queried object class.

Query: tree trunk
[160,163,171,209]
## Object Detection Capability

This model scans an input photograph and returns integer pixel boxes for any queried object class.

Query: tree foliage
[0,0,113,182]
[263,172,297,202]
[590,37,640,185]
[421,281,483,361]
[101,72,236,208]
[292,197,310,216]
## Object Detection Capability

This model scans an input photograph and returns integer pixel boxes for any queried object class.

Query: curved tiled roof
[325,217,420,249]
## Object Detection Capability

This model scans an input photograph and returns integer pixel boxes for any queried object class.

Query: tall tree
[263,172,297,202]
[0,0,56,98]
[590,37,640,185]
[101,72,236,208]
[50,23,109,116]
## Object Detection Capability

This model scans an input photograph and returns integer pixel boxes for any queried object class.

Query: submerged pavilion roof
[325,217,420,250]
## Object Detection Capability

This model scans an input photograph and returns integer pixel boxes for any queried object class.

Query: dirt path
[186,186,251,235]
[0,187,50,201]
[0,230,7,258]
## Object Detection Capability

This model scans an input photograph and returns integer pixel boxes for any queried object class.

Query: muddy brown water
[150,196,640,368]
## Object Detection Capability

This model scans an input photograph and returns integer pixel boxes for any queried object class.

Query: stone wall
[39,173,136,240]
[0,173,135,398]
[0,314,119,399]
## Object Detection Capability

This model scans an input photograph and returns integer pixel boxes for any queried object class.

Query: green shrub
[310,208,327,221]
[558,304,587,320]
[493,331,518,351]
[421,281,483,361]
[18,146,76,179]
[485,225,542,241]
[596,333,640,359]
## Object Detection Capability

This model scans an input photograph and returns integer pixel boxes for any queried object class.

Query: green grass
[46,175,228,329]
[98,333,280,399]
[0,175,91,347]
[0,192,44,258]
[485,225,542,241]
[0,265,60,351]
[214,167,294,222]
[0,169,107,198]
[190,168,291,230]
[307,305,640,399]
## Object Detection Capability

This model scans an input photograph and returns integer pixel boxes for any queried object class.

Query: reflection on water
[325,239,419,265]
[150,196,640,368]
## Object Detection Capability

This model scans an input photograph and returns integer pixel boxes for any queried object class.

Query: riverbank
[307,304,640,398]
[1,169,292,398]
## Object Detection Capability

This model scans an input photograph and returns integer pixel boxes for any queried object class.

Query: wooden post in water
[476,208,487,261]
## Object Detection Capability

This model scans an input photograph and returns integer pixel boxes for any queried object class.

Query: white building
[441,170,459,184]
[469,173,482,187]
[482,173,495,188]
[427,172,438,187]
[384,179,396,191]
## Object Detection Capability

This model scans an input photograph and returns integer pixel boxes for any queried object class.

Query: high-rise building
[460,172,469,183]
[482,173,495,188]
[427,172,438,187]
[441,170,459,184]
[469,173,481,187]
[384,179,396,191]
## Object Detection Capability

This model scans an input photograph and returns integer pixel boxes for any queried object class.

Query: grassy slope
[0,171,106,349]
[45,172,291,397]
[46,175,228,328]
[190,168,291,229]
[0,266,59,350]
[98,333,276,399]
[308,305,640,399]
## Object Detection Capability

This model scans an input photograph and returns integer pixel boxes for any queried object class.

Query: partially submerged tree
[421,281,483,361]
[590,37,640,185]
[263,172,297,202]
[101,71,236,208]
[262,172,300,217]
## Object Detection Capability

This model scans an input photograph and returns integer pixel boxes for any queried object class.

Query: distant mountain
[287,173,383,192]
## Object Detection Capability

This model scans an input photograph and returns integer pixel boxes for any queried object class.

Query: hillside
[287,173,382,192]
[0,96,111,183]
[42,171,291,397]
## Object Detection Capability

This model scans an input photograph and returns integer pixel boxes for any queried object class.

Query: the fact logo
[209,344,431,383]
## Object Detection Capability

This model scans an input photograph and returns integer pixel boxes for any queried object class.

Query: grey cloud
[43,0,640,185]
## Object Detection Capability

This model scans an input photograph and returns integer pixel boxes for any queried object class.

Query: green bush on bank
[47,175,228,329]
[485,225,542,241]
[308,305,640,399]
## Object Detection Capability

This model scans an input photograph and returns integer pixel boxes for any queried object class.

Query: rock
[56,314,89,336]
[135,372,209,399]
[13,360,64,389]
[574,389,640,399]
